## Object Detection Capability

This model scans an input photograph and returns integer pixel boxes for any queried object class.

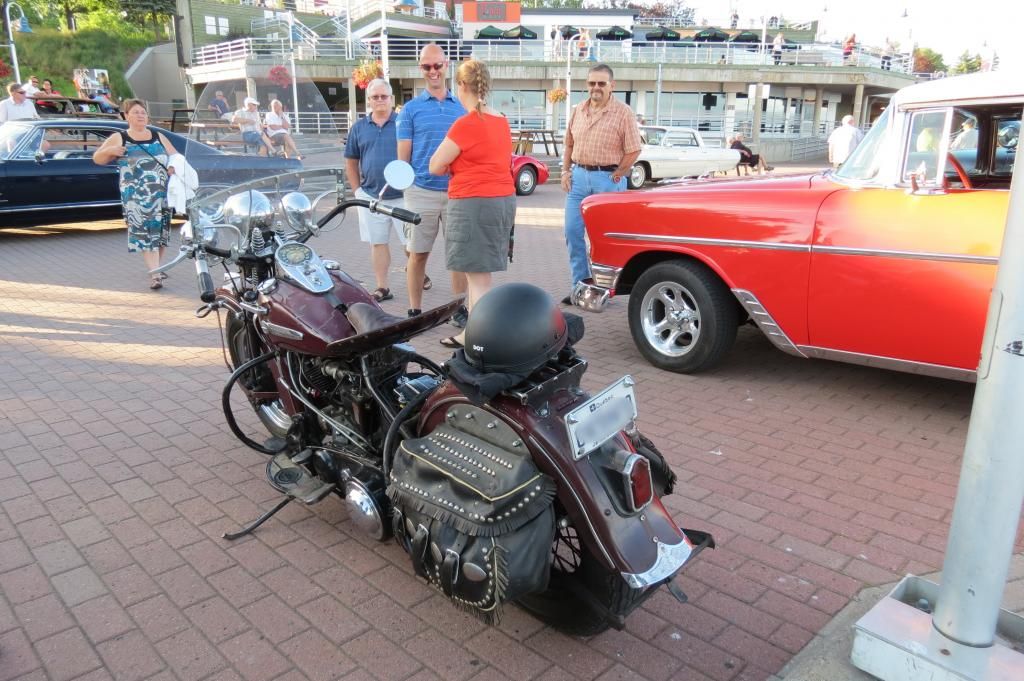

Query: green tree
[951,50,983,74]
[913,46,947,74]
[119,0,176,40]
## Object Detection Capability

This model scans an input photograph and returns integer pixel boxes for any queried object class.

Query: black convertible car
[0,119,301,221]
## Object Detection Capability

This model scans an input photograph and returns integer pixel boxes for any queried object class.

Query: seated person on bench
[231,97,274,156]
[263,99,302,160]
[730,133,774,175]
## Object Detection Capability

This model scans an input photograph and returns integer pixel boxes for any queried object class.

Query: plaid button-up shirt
[565,97,642,168]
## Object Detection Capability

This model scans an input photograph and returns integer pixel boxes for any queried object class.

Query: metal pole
[565,33,579,133]
[654,62,662,126]
[288,11,300,134]
[5,2,21,84]
[379,1,390,79]
[932,104,1024,648]
[345,0,353,60]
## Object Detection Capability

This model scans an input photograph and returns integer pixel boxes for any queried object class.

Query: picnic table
[512,129,560,157]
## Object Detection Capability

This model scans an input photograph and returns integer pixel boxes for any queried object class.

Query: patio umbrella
[692,27,729,42]
[502,25,538,40]
[728,30,763,44]
[475,25,505,40]
[596,25,632,41]
[559,25,580,39]
[644,26,681,41]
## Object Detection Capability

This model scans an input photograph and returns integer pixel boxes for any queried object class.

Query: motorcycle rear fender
[419,387,699,583]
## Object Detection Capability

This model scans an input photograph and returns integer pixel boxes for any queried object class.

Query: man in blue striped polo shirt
[396,43,468,321]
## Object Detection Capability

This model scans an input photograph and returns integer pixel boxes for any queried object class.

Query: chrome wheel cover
[639,281,701,357]
[517,167,536,194]
[629,164,646,187]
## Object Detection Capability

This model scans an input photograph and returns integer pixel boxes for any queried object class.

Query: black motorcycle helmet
[463,283,568,374]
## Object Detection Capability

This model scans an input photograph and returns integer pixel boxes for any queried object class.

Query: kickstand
[221,497,293,540]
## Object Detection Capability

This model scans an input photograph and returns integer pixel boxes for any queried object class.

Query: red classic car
[575,72,1020,380]
[512,153,550,195]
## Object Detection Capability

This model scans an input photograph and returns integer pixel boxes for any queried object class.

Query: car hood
[582,172,844,256]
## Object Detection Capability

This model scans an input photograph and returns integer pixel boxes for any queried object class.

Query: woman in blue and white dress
[93,99,178,289]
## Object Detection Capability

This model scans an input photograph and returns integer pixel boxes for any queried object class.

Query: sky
[684,0,1021,71]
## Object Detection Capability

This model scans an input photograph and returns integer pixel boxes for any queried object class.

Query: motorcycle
[160,76,712,635]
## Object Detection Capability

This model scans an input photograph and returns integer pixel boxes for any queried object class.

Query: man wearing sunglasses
[0,83,41,123]
[560,64,641,305]
[396,43,468,321]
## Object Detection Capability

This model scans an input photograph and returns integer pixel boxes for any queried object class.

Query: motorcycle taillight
[624,455,653,512]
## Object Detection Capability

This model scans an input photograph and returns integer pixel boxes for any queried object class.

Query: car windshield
[834,107,893,183]
[0,123,34,161]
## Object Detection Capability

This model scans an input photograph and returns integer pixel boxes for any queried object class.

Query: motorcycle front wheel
[516,514,647,636]
[225,314,291,439]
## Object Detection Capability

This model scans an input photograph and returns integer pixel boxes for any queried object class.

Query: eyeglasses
[368,94,390,101]
[587,81,608,88]
[419,62,445,72]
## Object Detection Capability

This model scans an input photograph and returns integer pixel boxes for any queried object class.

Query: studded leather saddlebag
[388,403,556,622]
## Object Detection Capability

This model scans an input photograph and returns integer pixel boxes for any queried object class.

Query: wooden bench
[511,129,560,157]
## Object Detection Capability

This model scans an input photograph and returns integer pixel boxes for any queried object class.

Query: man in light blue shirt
[396,43,468,320]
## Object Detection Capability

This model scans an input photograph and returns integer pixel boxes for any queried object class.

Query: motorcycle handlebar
[374,204,422,225]
[195,252,216,303]
[316,198,421,229]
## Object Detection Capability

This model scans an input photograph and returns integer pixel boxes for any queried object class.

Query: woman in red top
[429,59,515,348]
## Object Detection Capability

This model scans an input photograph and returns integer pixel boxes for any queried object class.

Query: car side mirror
[34,150,45,164]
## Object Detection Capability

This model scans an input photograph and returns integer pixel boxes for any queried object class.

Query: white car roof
[894,71,1024,110]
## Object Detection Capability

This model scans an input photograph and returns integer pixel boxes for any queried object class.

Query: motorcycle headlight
[223,190,274,235]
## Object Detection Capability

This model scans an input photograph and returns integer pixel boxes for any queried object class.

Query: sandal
[372,287,393,302]
[422,275,432,291]
[149,276,163,290]
[439,336,463,349]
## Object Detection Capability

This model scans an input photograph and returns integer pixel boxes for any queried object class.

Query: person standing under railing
[428,59,515,349]
[344,78,407,303]
[560,64,641,306]
[828,115,865,169]
[396,43,469,325]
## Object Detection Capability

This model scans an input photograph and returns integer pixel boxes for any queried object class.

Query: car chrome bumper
[572,263,622,313]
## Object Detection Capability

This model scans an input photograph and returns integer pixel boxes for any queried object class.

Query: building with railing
[173,0,916,158]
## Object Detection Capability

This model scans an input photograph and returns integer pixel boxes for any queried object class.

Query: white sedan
[628,126,741,189]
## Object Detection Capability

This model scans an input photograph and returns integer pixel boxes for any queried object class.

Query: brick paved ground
[2,177,1023,681]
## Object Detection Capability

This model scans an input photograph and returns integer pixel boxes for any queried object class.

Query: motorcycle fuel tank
[259,271,376,354]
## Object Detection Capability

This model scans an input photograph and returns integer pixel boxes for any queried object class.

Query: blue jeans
[564,165,626,286]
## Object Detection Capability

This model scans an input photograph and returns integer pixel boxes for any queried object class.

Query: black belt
[575,164,618,172]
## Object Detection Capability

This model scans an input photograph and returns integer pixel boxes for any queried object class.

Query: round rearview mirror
[383,160,415,191]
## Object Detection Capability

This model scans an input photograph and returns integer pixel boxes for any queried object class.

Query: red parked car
[574,72,1019,380]
[512,153,549,195]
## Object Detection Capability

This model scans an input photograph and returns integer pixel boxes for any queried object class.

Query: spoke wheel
[627,260,739,373]
[516,512,647,636]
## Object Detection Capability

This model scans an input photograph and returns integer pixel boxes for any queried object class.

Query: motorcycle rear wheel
[516,517,647,636]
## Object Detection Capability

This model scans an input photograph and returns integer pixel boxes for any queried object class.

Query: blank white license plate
[565,376,638,460]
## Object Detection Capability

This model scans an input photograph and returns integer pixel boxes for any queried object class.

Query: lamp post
[564,32,580,133]
[379,0,390,79]
[287,11,301,133]
[4,1,30,84]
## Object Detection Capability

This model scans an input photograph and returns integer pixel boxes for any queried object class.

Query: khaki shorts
[403,185,448,254]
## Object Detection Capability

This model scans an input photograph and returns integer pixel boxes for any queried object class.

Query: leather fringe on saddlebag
[388,403,556,622]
